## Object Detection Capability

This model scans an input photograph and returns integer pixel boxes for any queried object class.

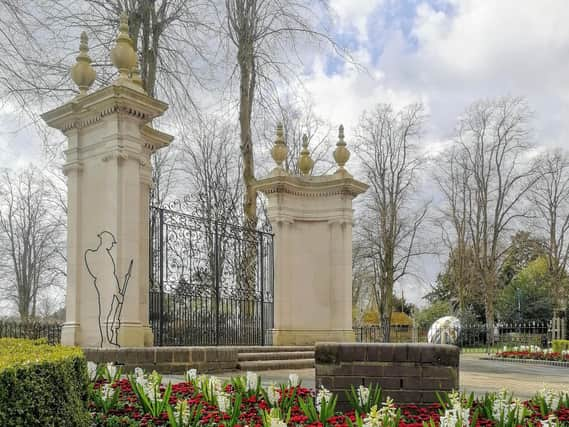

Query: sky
[298,0,569,306]
[1,0,569,310]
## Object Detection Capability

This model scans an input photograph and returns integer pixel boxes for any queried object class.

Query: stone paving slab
[164,353,569,400]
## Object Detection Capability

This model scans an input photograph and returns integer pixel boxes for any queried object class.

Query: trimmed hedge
[552,339,569,353]
[0,338,90,426]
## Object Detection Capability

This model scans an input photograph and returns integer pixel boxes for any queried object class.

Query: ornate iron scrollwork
[149,199,274,346]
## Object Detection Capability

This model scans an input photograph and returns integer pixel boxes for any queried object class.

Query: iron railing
[149,204,274,346]
[0,320,62,344]
[355,320,552,352]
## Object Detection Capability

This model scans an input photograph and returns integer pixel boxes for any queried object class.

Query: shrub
[552,339,569,353]
[0,338,90,426]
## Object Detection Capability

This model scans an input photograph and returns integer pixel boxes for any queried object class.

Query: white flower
[362,405,382,427]
[246,371,258,391]
[316,386,333,413]
[87,361,98,381]
[217,392,230,413]
[106,362,117,379]
[134,367,144,378]
[492,397,509,420]
[144,382,157,402]
[269,418,287,427]
[100,383,115,401]
[447,391,461,409]
[288,373,300,387]
[541,414,559,427]
[538,386,558,409]
[149,370,161,386]
[209,376,222,393]
[173,400,190,425]
[197,374,208,390]
[186,368,197,382]
[509,398,526,424]
[357,385,370,406]
[267,383,279,406]
[379,396,397,419]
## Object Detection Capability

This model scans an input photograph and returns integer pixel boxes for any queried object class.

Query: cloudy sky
[307,0,569,146]
[1,0,569,309]
[302,0,569,304]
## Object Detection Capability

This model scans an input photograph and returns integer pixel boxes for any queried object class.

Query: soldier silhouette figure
[84,231,133,347]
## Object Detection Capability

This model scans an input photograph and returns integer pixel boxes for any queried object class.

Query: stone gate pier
[255,125,368,345]
[42,17,173,347]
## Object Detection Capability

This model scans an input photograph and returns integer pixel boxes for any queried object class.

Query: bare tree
[151,148,179,207]
[160,117,242,294]
[1,0,213,106]
[179,117,242,224]
[0,166,64,319]
[531,148,569,309]
[0,0,216,208]
[264,96,333,176]
[446,97,537,342]
[225,0,343,226]
[355,103,429,342]
[351,239,375,327]
[434,145,474,315]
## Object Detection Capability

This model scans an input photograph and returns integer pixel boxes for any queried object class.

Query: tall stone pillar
[42,17,173,347]
[255,125,367,345]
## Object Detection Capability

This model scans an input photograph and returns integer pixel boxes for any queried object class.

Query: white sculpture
[428,316,461,345]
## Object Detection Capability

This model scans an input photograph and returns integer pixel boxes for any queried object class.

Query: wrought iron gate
[149,203,274,346]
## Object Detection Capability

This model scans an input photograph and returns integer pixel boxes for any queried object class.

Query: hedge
[0,338,90,426]
[552,339,569,353]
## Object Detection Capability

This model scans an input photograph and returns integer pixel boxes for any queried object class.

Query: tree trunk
[238,39,257,317]
[238,52,257,226]
[379,266,394,342]
[484,270,496,345]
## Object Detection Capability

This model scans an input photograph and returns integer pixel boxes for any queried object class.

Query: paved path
[166,354,569,399]
[459,354,569,398]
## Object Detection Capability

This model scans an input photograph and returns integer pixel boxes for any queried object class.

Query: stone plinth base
[61,322,152,348]
[272,329,355,346]
[315,343,459,410]
[83,347,239,374]
[60,322,81,346]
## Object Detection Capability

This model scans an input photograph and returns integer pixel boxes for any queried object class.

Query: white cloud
[302,0,569,302]
[329,0,382,43]
[306,0,569,143]
[302,54,423,134]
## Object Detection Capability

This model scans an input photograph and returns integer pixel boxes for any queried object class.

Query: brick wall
[315,343,459,410]
[83,347,238,374]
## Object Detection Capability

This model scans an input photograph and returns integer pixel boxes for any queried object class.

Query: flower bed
[87,363,569,426]
[495,345,569,363]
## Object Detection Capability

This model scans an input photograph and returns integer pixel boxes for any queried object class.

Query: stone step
[234,346,314,353]
[238,351,315,361]
[237,358,315,371]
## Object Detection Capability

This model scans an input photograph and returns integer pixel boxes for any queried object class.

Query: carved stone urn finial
[333,124,350,172]
[70,31,96,97]
[111,13,137,83]
[131,55,145,92]
[298,134,314,176]
[271,122,288,171]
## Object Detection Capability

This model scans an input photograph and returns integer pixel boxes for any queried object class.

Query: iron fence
[0,320,62,345]
[355,320,552,352]
[149,204,274,346]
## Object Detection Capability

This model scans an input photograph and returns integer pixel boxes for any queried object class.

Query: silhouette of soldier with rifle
[85,231,133,347]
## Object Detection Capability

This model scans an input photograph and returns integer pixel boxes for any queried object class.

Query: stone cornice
[140,124,174,152]
[254,174,369,198]
[41,84,169,132]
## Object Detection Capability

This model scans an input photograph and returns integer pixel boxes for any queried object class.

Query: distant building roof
[361,310,413,326]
